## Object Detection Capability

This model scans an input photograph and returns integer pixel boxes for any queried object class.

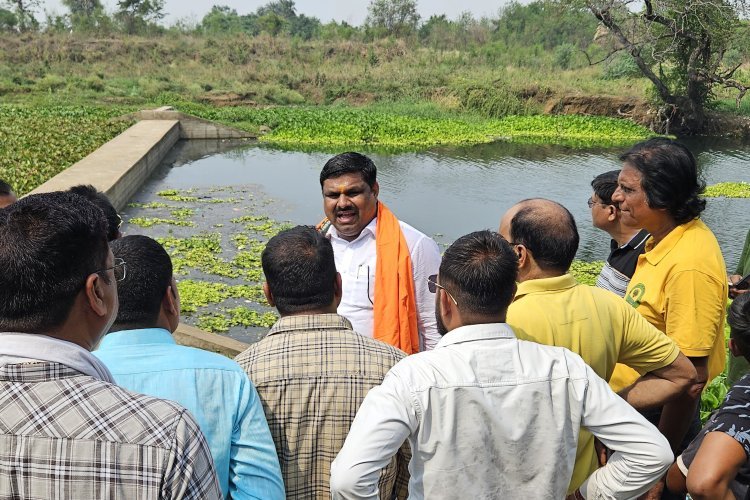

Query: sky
[38,0,505,26]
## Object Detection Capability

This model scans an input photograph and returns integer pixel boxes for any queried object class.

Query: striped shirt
[0,361,221,499]
[235,313,409,499]
[596,229,650,297]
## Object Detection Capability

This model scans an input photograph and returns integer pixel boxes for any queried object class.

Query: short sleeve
[702,375,750,460]
[615,298,680,375]
[664,270,725,357]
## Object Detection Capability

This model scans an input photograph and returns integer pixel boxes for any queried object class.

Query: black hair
[0,191,109,332]
[319,152,377,188]
[439,230,518,317]
[619,138,706,224]
[509,199,579,273]
[67,185,121,241]
[0,179,12,196]
[110,235,173,328]
[262,225,337,315]
[591,170,620,205]
[729,294,750,361]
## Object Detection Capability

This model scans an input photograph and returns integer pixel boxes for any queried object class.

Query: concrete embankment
[28,108,253,356]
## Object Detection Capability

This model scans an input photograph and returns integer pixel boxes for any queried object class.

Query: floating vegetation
[704,182,750,198]
[178,279,266,314]
[0,104,132,195]
[128,201,170,209]
[170,208,195,220]
[157,189,199,202]
[197,308,278,333]
[569,260,603,286]
[174,102,655,150]
[129,217,195,228]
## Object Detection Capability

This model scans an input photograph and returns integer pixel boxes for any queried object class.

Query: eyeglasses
[96,258,127,282]
[116,213,123,229]
[427,274,458,305]
[588,197,612,209]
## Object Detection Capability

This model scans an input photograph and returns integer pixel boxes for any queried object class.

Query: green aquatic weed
[129,217,195,228]
[704,182,750,198]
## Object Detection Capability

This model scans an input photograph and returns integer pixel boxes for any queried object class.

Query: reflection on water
[153,138,750,267]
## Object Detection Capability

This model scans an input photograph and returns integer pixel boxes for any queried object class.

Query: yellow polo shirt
[507,274,680,492]
[609,219,727,392]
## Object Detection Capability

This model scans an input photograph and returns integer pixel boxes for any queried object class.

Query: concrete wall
[127,107,256,140]
[26,111,253,356]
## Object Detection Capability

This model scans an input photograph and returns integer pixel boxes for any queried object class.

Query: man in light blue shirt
[95,235,284,500]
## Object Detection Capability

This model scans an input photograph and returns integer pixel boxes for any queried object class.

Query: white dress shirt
[330,323,672,499]
[328,216,442,351]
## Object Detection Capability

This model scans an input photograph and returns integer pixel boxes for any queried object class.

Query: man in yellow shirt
[499,198,697,493]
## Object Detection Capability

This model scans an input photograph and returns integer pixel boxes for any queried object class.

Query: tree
[116,0,165,34]
[573,0,750,133]
[3,0,39,31]
[0,7,17,31]
[200,5,244,34]
[366,0,420,37]
[63,0,107,32]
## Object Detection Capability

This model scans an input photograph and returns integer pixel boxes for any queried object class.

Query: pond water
[124,137,750,342]
[149,137,750,265]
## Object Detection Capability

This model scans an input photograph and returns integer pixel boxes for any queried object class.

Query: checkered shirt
[0,361,221,499]
[235,313,409,499]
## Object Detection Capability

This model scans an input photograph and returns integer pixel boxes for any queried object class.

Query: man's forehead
[323,173,367,190]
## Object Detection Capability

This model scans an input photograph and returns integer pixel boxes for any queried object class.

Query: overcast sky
[39,0,505,26]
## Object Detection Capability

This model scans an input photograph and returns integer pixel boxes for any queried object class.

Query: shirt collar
[328,216,377,243]
[267,313,354,336]
[97,328,176,349]
[609,229,650,252]
[436,323,516,348]
[514,273,577,300]
[642,219,697,266]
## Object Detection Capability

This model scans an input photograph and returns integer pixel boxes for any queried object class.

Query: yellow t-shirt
[609,219,728,392]
[507,274,680,493]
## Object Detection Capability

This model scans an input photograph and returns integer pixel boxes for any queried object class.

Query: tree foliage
[115,0,165,34]
[366,0,420,37]
[575,0,750,132]
[63,0,106,31]
[3,0,39,31]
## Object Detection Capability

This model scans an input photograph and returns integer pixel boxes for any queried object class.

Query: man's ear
[263,282,276,307]
[163,285,179,317]
[516,244,528,269]
[372,180,379,198]
[85,273,108,318]
[607,205,617,222]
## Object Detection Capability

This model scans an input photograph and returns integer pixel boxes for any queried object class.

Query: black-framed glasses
[96,258,127,282]
[427,274,458,305]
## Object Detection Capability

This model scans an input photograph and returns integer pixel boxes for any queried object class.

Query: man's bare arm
[618,352,697,410]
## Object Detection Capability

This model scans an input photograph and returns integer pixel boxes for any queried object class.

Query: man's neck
[609,225,643,248]
[518,267,562,282]
[280,306,339,317]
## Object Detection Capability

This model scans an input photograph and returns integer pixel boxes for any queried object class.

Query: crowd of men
[0,138,749,499]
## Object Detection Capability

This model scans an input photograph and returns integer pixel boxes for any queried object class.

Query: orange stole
[373,202,419,354]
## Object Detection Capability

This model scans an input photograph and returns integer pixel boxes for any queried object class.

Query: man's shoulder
[235,327,405,368]
[4,374,192,448]
[99,341,246,376]
[396,219,438,249]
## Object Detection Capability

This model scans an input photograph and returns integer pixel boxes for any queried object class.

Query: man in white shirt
[319,152,441,352]
[330,230,673,499]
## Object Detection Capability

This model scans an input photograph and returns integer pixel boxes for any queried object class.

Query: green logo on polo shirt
[626,283,645,308]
